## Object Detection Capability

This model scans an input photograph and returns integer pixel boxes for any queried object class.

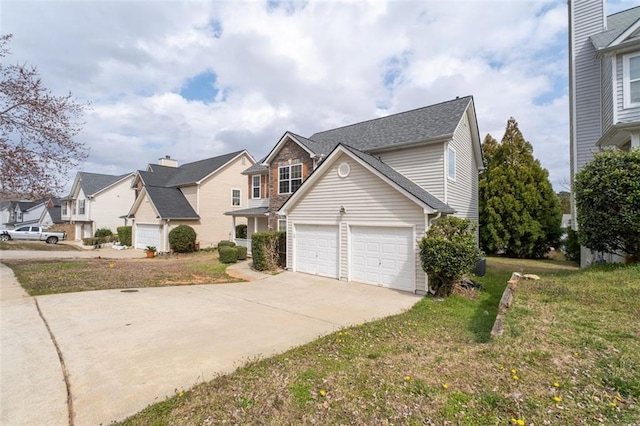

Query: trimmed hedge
[219,246,238,264]
[236,246,247,260]
[218,240,236,248]
[117,226,132,246]
[94,228,113,238]
[169,225,197,253]
[251,231,286,271]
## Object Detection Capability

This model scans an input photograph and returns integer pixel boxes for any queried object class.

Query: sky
[3,0,640,194]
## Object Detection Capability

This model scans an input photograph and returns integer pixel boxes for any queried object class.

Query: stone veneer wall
[268,139,314,229]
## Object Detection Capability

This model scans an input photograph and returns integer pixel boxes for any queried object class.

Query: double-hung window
[252,175,261,199]
[624,53,640,108]
[278,164,302,194]
[78,199,86,215]
[231,189,241,206]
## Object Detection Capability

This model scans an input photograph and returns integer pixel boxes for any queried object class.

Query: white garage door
[351,226,414,292]
[295,225,339,279]
[135,224,162,250]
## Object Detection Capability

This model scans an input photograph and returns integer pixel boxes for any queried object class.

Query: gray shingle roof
[138,151,247,219]
[47,206,62,223]
[340,144,455,214]
[591,6,640,49]
[77,172,131,197]
[242,157,268,175]
[308,97,471,154]
[224,207,269,216]
[144,186,199,219]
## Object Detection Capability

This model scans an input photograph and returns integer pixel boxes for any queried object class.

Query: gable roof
[279,144,455,215]
[262,97,474,164]
[309,96,473,154]
[591,6,640,50]
[77,172,131,197]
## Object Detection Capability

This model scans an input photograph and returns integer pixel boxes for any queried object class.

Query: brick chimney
[158,155,178,167]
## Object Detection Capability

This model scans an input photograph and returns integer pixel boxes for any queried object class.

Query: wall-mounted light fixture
[339,206,346,215]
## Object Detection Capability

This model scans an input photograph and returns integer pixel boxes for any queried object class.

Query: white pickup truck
[0,226,67,244]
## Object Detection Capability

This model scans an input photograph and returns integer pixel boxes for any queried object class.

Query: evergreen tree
[479,118,562,258]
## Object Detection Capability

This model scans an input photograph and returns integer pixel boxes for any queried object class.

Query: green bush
[117,226,132,246]
[252,231,285,271]
[218,240,236,248]
[169,225,197,253]
[419,216,483,298]
[235,224,247,239]
[82,237,107,246]
[236,246,247,260]
[94,228,113,238]
[219,246,238,264]
[562,227,581,263]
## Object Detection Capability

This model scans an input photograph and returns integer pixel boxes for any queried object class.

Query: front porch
[225,207,269,255]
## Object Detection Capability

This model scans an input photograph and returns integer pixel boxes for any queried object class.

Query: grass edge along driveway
[119,258,639,425]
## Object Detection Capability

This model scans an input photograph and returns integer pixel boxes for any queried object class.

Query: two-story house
[127,151,254,252]
[61,172,136,240]
[228,96,482,294]
[569,0,640,265]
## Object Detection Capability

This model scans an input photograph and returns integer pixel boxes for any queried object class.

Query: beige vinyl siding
[133,192,159,223]
[181,185,198,212]
[447,112,479,221]
[90,176,135,234]
[286,154,427,293]
[184,153,249,248]
[377,143,445,202]
[615,53,640,123]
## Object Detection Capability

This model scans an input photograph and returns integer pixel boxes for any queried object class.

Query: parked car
[0,226,67,244]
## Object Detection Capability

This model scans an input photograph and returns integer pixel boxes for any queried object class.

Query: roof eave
[365,134,453,154]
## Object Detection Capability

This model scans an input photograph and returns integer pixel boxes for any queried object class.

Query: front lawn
[3,252,239,295]
[118,257,639,425]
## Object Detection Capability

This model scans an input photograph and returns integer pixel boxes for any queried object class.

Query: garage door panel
[295,225,339,279]
[351,226,414,292]
[135,224,161,250]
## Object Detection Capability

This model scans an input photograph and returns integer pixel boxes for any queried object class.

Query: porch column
[253,216,258,233]
[632,132,640,148]
[231,216,236,242]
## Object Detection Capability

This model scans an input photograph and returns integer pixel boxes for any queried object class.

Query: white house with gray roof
[569,0,640,265]
[62,172,136,240]
[229,96,482,294]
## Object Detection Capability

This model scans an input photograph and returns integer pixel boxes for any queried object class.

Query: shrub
[235,224,247,239]
[117,226,132,246]
[169,225,197,253]
[562,227,581,263]
[218,240,236,248]
[94,228,113,238]
[236,246,248,260]
[252,231,285,271]
[419,216,483,298]
[82,237,107,246]
[219,246,238,263]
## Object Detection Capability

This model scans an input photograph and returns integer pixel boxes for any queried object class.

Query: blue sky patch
[179,71,219,103]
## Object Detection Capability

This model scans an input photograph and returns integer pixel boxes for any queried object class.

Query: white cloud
[4,0,638,193]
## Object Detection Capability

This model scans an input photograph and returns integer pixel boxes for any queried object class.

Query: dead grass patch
[0,241,81,251]
[3,252,240,295]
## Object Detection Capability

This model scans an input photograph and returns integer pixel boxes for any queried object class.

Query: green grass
[118,258,640,425]
[0,241,81,251]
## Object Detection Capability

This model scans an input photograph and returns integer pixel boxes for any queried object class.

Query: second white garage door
[351,226,414,292]
[135,224,162,250]
[295,225,339,279]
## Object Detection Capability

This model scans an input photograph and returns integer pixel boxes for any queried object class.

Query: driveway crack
[34,298,75,426]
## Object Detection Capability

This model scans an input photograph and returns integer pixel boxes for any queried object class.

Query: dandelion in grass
[404,375,411,381]
[319,390,327,397]
[511,418,525,425]
[553,382,560,388]
[511,369,517,374]
[178,392,184,398]
[512,375,519,380]
[442,383,448,390]
[609,402,617,407]
[553,396,562,402]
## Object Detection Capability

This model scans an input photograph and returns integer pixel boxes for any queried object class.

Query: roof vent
[158,155,178,167]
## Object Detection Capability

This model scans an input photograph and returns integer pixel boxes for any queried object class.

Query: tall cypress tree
[479,118,562,258]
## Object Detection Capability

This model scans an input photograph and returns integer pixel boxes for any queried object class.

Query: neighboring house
[569,0,640,265]
[228,96,482,294]
[61,172,136,240]
[39,200,65,229]
[2,198,55,228]
[127,151,254,252]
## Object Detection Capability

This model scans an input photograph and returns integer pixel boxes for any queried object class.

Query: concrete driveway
[0,260,420,425]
